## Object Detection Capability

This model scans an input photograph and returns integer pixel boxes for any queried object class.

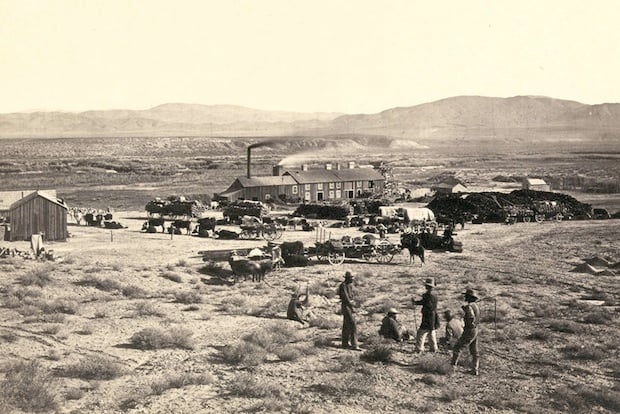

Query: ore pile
[428,190,592,223]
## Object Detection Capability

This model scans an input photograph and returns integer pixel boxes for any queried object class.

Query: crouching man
[379,308,411,342]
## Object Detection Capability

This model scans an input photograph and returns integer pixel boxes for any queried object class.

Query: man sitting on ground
[379,308,411,342]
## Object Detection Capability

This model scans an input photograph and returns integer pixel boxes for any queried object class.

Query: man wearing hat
[451,288,481,375]
[412,277,439,353]
[287,291,306,325]
[379,308,411,342]
[338,271,361,350]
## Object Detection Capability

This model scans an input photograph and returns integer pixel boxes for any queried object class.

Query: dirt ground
[0,212,618,413]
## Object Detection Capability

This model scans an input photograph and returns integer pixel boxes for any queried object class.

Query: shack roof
[9,190,67,210]
[0,189,57,211]
[525,178,547,185]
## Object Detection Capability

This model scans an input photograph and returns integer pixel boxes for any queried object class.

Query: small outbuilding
[7,191,68,241]
[523,178,550,191]
[431,179,468,195]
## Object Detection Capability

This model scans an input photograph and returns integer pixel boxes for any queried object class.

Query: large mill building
[218,153,386,203]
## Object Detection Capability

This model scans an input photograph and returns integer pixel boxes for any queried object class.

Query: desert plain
[0,136,618,413]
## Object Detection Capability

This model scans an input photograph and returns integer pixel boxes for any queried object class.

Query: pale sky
[1,0,619,114]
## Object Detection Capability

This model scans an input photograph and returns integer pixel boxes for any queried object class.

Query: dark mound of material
[294,202,351,220]
[428,190,591,223]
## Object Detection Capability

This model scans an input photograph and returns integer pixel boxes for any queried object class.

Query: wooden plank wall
[9,196,67,241]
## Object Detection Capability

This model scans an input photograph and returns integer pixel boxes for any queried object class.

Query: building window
[336,182,342,189]
[368,181,374,188]
[304,192,311,202]
[305,184,311,191]
[336,190,341,198]
[292,185,298,194]
[317,192,324,201]
[328,190,334,199]
[317,183,323,190]
[356,181,362,188]
[347,190,354,198]
[329,182,334,189]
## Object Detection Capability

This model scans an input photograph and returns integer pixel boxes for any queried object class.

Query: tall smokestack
[247,147,252,178]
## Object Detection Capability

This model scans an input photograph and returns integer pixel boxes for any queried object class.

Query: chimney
[348,161,355,169]
[247,147,252,178]
[335,163,341,170]
[273,165,284,176]
[301,164,309,171]
[325,162,332,170]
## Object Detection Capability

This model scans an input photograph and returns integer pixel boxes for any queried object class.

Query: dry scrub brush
[18,264,56,287]
[130,327,194,350]
[0,360,58,413]
[150,372,214,395]
[57,355,125,380]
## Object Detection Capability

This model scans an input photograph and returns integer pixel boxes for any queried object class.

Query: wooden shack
[8,191,68,241]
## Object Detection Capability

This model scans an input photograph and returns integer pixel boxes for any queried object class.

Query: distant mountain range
[1,96,619,143]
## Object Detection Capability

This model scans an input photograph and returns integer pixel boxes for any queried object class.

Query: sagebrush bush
[547,319,585,334]
[40,299,78,315]
[562,344,606,361]
[0,360,57,412]
[76,276,122,292]
[150,372,214,395]
[308,315,340,330]
[130,327,194,350]
[174,290,202,304]
[133,301,164,317]
[552,384,620,412]
[58,355,125,380]
[361,343,392,363]
[220,341,267,366]
[121,285,147,298]
[229,373,281,398]
[161,271,183,283]
[527,329,551,341]
[18,266,53,287]
[416,354,453,375]
[582,310,614,325]
[275,346,303,362]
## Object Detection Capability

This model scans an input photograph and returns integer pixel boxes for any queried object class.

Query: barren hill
[1,96,620,143]
[328,96,620,142]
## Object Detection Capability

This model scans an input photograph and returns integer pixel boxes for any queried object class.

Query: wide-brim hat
[463,288,478,300]
[387,307,399,315]
[344,271,354,280]
[424,277,435,287]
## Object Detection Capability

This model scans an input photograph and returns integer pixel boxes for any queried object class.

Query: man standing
[412,278,439,353]
[379,308,411,342]
[451,288,481,375]
[338,271,361,351]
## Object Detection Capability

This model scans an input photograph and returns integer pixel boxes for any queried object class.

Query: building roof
[237,175,297,187]
[9,190,67,210]
[284,170,341,184]
[433,181,468,189]
[0,189,57,211]
[284,168,384,184]
[332,168,385,181]
[525,178,547,185]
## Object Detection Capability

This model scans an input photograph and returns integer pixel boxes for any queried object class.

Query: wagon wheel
[361,251,374,262]
[375,239,395,263]
[328,251,345,265]
[523,215,531,223]
[555,213,563,222]
[239,229,250,239]
[273,227,283,240]
[376,250,395,263]
[261,229,277,241]
[535,214,545,223]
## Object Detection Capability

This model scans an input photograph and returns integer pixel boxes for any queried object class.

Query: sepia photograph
[0,1,618,413]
